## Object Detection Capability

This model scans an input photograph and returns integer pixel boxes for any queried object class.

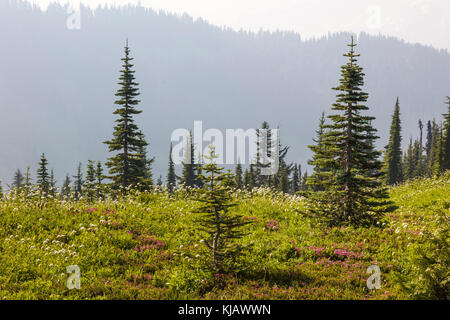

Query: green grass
[0,173,448,300]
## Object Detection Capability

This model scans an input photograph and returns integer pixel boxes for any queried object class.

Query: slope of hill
[1,1,450,185]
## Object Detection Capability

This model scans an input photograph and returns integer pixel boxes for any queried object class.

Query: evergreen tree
[425,120,433,175]
[222,169,237,189]
[412,139,425,177]
[235,162,243,190]
[277,165,290,193]
[255,121,271,187]
[414,120,427,177]
[62,174,71,198]
[156,175,163,187]
[95,161,104,185]
[36,153,50,194]
[403,138,415,180]
[418,119,424,152]
[104,40,147,193]
[274,134,293,192]
[73,162,83,200]
[425,120,433,160]
[167,143,176,193]
[136,131,154,190]
[195,152,204,188]
[95,161,104,198]
[24,166,32,194]
[243,169,250,189]
[290,163,300,194]
[49,169,56,196]
[442,97,450,172]
[300,170,308,191]
[193,145,251,272]
[12,169,24,189]
[307,112,331,191]
[433,123,445,175]
[86,160,96,202]
[246,164,257,190]
[383,98,403,185]
[307,37,391,227]
[427,121,438,176]
[180,132,196,188]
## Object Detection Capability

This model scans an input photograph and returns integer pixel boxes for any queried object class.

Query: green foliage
[0,174,448,300]
[86,160,96,203]
[62,174,71,199]
[193,145,252,272]
[398,209,449,299]
[290,163,300,194]
[23,166,32,194]
[166,143,176,193]
[235,162,243,190]
[36,153,49,195]
[12,169,24,189]
[307,112,330,191]
[73,162,83,201]
[136,131,154,191]
[383,98,403,185]
[95,161,104,199]
[180,132,197,188]
[392,173,450,299]
[442,97,450,172]
[307,37,392,227]
[104,41,148,193]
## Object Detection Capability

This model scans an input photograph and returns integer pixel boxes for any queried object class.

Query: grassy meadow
[0,173,448,300]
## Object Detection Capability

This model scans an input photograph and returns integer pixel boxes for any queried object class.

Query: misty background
[1,1,449,187]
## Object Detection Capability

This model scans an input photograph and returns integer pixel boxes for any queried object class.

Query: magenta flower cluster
[265,219,280,232]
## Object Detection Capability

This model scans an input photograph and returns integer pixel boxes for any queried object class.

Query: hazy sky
[28,0,450,50]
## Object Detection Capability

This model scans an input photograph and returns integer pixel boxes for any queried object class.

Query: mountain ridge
[1,1,449,186]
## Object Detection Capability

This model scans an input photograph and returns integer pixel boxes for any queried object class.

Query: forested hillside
[1,1,450,184]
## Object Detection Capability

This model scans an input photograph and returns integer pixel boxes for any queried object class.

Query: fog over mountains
[1,1,450,186]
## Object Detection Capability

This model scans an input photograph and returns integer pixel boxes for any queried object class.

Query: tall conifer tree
[24,166,32,194]
[135,131,154,190]
[403,138,415,180]
[167,143,176,193]
[193,145,251,272]
[308,37,391,227]
[290,163,300,194]
[86,160,96,202]
[383,98,403,185]
[442,97,450,171]
[36,153,49,194]
[307,112,330,191]
[62,174,71,198]
[73,162,83,200]
[12,169,24,189]
[196,152,204,188]
[235,162,243,190]
[180,132,196,188]
[104,40,147,193]
[49,169,56,196]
